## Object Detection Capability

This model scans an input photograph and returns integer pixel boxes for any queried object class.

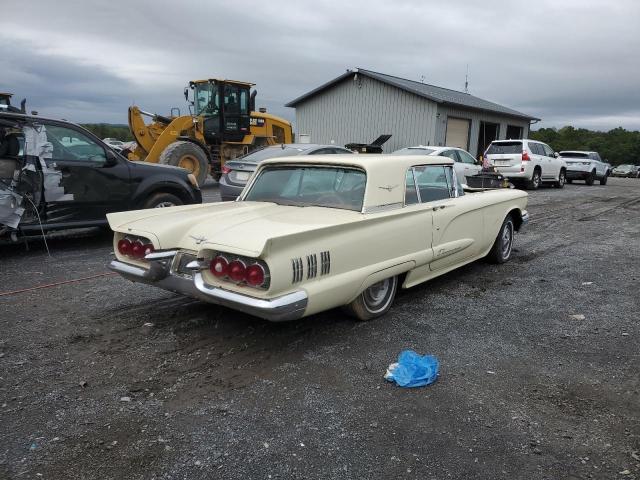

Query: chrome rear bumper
[108,254,308,322]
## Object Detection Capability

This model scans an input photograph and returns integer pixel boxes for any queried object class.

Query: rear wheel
[159,141,209,186]
[554,169,566,188]
[585,170,596,186]
[599,172,609,185]
[143,192,183,209]
[526,168,541,190]
[344,276,398,321]
[488,215,515,264]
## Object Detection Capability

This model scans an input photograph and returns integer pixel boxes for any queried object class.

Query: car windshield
[243,166,366,211]
[486,142,522,155]
[393,147,436,155]
[237,147,309,163]
[617,164,633,169]
[560,152,589,158]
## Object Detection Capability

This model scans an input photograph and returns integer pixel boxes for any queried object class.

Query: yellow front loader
[126,79,293,185]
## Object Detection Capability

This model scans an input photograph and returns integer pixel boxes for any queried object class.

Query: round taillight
[246,264,265,287]
[117,238,131,255]
[142,243,154,256]
[210,256,229,277]
[131,240,145,259]
[228,260,246,282]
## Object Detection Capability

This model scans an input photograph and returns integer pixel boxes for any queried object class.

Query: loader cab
[190,79,252,144]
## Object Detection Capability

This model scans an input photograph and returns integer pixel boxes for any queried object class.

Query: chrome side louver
[320,251,331,275]
[307,254,317,279]
[291,257,303,283]
[292,251,330,284]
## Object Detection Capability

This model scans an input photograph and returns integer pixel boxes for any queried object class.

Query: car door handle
[432,205,448,211]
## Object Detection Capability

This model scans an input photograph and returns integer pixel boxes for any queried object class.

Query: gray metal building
[286,68,540,157]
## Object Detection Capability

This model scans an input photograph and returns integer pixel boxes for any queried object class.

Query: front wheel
[143,192,183,209]
[159,141,210,186]
[487,215,515,264]
[344,275,398,321]
[599,173,608,185]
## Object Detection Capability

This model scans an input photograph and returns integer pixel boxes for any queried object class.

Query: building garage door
[445,117,470,150]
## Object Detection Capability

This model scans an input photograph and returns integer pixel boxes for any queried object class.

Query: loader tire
[159,141,209,186]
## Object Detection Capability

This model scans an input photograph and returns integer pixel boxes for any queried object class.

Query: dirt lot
[1,178,639,479]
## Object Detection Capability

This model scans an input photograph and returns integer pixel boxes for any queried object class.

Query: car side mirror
[554,152,559,158]
[104,149,119,167]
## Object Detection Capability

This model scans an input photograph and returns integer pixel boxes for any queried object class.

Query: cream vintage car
[107,155,529,321]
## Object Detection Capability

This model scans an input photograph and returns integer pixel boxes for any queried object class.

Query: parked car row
[611,164,640,178]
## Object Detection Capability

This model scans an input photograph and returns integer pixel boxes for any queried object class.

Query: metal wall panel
[435,105,531,157]
[294,76,438,153]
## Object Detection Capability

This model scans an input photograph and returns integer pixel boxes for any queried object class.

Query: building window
[506,125,523,139]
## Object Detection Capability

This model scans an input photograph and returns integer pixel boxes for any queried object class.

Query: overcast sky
[3,0,639,131]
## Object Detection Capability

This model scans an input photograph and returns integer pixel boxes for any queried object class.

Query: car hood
[107,201,362,256]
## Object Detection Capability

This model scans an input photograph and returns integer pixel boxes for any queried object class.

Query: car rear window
[237,147,306,163]
[560,152,589,158]
[486,142,522,155]
[244,166,366,211]
[393,147,436,155]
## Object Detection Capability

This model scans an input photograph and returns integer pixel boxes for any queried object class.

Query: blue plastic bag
[384,350,439,388]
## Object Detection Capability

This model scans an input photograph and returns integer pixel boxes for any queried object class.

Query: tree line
[530,126,640,166]
[81,124,134,142]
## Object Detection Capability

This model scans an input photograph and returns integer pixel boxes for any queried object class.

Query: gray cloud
[2,0,639,130]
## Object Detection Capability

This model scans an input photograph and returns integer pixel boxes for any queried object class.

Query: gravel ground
[1,178,639,479]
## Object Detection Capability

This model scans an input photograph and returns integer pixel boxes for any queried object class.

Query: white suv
[559,151,610,185]
[485,139,567,190]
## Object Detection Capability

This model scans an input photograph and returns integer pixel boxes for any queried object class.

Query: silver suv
[485,139,567,190]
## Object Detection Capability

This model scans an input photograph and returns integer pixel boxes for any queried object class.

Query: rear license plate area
[171,252,197,279]
[231,171,250,183]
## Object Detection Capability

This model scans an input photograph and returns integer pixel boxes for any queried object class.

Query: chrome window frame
[404,164,459,206]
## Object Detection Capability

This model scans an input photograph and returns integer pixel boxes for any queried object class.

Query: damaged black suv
[0,112,202,242]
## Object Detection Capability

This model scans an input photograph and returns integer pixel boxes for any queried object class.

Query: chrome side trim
[193,273,308,322]
[363,202,404,214]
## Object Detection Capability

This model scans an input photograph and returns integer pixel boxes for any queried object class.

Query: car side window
[529,143,542,156]
[439,150,460,162]
[45,124,107,163]
[412,165,451,203]
[457,150,477,164]
[542,144,555,157]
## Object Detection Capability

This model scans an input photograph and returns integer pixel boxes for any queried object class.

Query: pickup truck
[559,151,610,185]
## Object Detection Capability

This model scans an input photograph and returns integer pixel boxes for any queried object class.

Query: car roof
[559,150,594,154]
[260,153,454,169]
[0,111,85,130]
[255,154,456,210]
[263,143,349,151]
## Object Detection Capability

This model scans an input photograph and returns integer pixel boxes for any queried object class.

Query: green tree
[530,126,640,166]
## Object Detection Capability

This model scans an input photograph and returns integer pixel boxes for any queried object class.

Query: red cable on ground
[0,272,117,297]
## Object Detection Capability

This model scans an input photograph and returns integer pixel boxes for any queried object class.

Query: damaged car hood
[107,201,362,256]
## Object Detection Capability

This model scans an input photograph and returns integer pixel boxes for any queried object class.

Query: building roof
[286,68,540,121]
